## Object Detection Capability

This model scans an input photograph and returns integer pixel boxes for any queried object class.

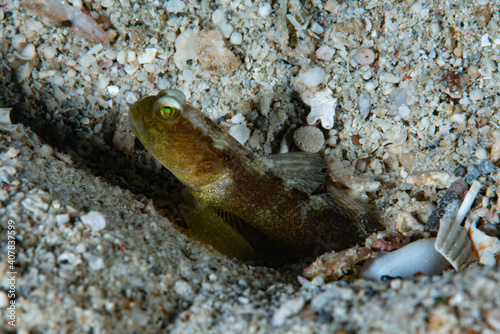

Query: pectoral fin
[261,152,328,194]
[187,205,256,260]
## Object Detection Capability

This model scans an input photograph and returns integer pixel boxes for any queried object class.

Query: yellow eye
[154,96,183,121]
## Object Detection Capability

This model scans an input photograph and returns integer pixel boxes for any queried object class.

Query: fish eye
[154,96,182,121]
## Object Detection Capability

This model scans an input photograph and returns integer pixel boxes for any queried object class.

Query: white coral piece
[300,88,337,130]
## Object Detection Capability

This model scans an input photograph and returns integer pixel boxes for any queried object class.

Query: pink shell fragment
[23,0,111,43]
[357,48,375,66]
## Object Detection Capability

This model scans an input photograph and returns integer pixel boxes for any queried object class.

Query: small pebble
[357,48,375,66]
[316,45,335,61]
[126,51,136,63]
[11,34,26,50]
[137,48,157,64]
[229,123,251,144]
[379,72,400,83]
[365,81,376,91]
[99,59,114,68]
[0,291,8,308]
[167,0,186,13]
[212,9,225,24]
[465,165,481,184]
[116,50,127,64]
[296,67,326,87]
[293,126,325,153]
[258,3,272,18]
[477,159,499,174]
[78,54,95,68]
[230,113,245,124]
[174,280,194,298]
[362,71,373,80]
[475,147,489,160]
[230,31,242,45]
[467,65,480,79]
[55,214,70,225]
[272,298,305,327]
[359,94,371,118]
[37,144,53,158]
[124,90,140,103]
[41,46,57,60]
[101,0,114,8]
[88,44,103,55]
[83,252,105,271]
[107,85,120,95]
[310,22,324,35]
[3,146,20,159]
[469,89,484,101]
[97,75,110,89]
[481,33,491,47]
[218,22,233,38]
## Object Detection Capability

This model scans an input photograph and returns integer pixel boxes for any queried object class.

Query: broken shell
[405,171,452,188]
[14,43,37,60]
[454,180,482,226]
[357,48,375,66]
[361,238,450,280]
[467,214,500,266]
[395,211,424,236]
[362,17,372,32]
[435,201,475,270]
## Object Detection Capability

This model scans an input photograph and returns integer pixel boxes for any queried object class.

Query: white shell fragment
[435,201,475,270]
[272,298,305,327]
[229,123,251,144]
[0,108,17,132]
[361,238,450,280]
[80,211,107,232]
[454,180,482,226]
[82,252,105,271]
[295,67,326,87]
[166,0,186,13]
[137,48,158,64]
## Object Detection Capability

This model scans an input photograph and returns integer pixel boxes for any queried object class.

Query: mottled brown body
[129,90,383,263]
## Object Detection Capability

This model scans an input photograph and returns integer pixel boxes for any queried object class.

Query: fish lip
[128,108,143,138]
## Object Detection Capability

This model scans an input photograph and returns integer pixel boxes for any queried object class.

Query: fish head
[129,89,234,187]
[128,89,187,154]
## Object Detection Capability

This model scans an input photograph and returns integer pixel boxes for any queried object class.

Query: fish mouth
[128,107,156,156]
[128,105,146,138]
